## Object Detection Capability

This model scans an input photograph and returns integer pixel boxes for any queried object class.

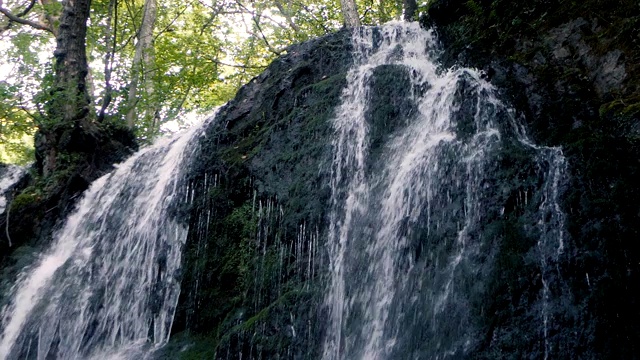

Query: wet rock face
[167,30,354,359]
[167,22,571,359]
[545,18,627,96]
[426,0,640,357]
[2,5,634,358]
[162,11,639,356]
[365,64,418,172]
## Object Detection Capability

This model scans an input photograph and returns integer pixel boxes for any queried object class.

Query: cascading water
[0,120,208,360]
[0,165,26,215]
[323,22,569,360]
[0,22,573,360]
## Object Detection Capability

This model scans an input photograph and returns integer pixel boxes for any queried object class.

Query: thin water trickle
[512,120,568,360]
[0,119,210,360]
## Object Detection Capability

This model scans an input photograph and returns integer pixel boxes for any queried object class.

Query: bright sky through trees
[0,0,406,163]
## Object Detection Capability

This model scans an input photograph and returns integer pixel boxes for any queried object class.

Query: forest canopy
[0,0,410,164]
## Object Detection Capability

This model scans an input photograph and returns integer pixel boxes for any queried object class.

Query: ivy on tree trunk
[39,0,94,176]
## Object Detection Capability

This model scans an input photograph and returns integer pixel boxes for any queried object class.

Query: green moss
[153,332,218,360]
[10,187,42,212]
[234,289,308,333]
[170,31,352,359]
[600,97,640,119]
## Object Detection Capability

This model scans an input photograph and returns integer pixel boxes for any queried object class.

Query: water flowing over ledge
[0,118,210,360]
[0,22,576,360]
[0,166,26,215]
[323,22,569,360]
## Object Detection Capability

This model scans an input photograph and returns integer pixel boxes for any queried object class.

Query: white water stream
[323,22,568,360]
[0,166,25,215]
[0,120,208,360]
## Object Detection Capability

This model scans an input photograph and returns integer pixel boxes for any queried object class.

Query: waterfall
[323,22,568,360]
[0,119,208,360]
[0,165,26,215]
[0,22,572,360]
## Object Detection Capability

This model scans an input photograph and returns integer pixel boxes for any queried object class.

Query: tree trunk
[125,0,158,130]
[403,0,417,21]
[340,0,360,27]
[143,37,158,132]
[52,0,91,119]
[39,0,93,176]
[98,0,117,122]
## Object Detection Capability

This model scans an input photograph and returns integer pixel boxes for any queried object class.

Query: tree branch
[296,3,332,33]
[153,1,194,41]
[234,0,282,55]
[252,15,281,55]
[18,105,39,122]
[0,3,54,33]
[99,0,117,122]
[204,56,267,70]
[273,0,301,34]
[16,0,36,17]
[38,0,60,36]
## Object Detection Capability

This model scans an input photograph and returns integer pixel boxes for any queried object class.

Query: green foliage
[0,82,37,164]
[38,1,63,18]
[153,332,218,360]
[0,0,405,153]
[9,187,41,212]
[0,25,53,163]
[465,0,483,16]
